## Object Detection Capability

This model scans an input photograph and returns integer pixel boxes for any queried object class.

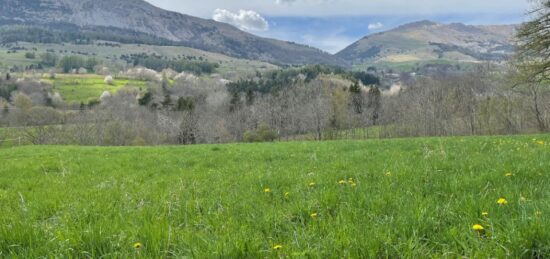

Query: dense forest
[0,24,179,46]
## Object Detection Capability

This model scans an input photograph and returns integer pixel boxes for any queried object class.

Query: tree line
[0,1,549,146]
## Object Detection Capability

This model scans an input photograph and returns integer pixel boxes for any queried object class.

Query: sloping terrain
[337,20,516,65]
[0,0,345,66]
[0,41,279,76]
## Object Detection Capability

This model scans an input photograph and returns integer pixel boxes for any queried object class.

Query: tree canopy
[516,0,550,83]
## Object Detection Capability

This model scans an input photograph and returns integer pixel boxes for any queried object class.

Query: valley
[0,0,548,257]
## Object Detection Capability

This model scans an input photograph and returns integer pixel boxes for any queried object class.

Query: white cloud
[212,9,269,31]
[368,22,384,30]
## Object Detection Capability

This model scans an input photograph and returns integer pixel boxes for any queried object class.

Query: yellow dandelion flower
[133,242,143,249]
[264,188,271,193]
[284,192,290,198]
[481,212,489,217]
[536,140,545,145]
[308,182,316,187]
[310,212,318,218]
[497,198,508,205]
[472,224,484,231]
[350,182,357,187]
[338,180,347,185]
[505,173,513,177]
[385,171,392,176]
[272,244,283,250]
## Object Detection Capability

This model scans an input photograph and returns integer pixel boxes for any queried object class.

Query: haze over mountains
[0,0,518,67]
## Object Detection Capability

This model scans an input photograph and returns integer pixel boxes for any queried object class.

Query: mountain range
[0,0,344,66]
[337,20,517,65]
[0,0,518,67]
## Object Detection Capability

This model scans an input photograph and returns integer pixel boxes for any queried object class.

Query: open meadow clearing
[44,74,148,104]
[0,135,549,257]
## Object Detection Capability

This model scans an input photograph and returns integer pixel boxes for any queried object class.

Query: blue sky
[146,0,530,53]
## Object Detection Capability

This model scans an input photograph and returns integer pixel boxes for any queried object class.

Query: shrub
[40,53,58,67]
[138,91,153,106]
[99,91,112,102]
[131,137,146,146]
[125,67,161,82]
[94,65,111,75]
[174,71,197,82]
[0,98,8,116]
[0,82,17,100]
[78,67,88,74]
[25,52,36,59]
[104,75,114,85]
[13,92,33,110]
[243,124,278,142]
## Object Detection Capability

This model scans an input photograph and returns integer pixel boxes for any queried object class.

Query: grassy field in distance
[0,42,278,77]
[0,135,548,257]
[43,74,148,104]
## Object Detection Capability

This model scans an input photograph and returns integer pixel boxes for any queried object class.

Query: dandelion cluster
[338,178,357,187]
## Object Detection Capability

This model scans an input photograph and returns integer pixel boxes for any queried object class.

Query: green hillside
[0,135,548,257]
[0,42,278,77]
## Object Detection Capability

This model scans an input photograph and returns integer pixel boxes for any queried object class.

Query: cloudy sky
[146,0,531,53]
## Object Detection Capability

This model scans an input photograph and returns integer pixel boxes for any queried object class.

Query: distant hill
[337,20,517,66]
[0,0,345,66]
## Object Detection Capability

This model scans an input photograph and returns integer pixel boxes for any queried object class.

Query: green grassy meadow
[45,74,148,104]
[0,135,549,257]
[0,42,278,77]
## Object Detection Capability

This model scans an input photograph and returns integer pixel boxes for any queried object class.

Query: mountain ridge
[0,1,518,68]
[337,20,517,65]
[0,0,346,66]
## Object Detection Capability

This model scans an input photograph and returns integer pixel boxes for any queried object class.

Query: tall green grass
[0,135,548,257]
